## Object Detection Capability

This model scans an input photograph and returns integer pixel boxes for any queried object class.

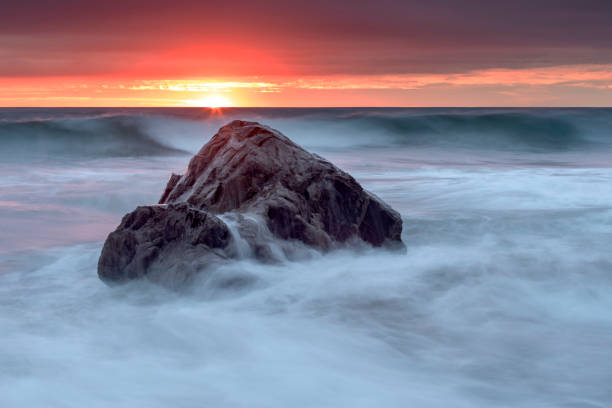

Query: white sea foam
[1,108,611,407]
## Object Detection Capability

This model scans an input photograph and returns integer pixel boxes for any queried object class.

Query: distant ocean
[1,108,612,407]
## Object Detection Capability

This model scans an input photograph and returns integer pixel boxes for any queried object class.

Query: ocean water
[1,107,612,407]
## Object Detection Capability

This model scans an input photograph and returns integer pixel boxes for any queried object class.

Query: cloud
[1,64,611,107]
[2,1,611,106]
[2,1,612,77]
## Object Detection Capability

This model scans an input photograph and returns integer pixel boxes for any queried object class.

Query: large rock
[98,120,404,285]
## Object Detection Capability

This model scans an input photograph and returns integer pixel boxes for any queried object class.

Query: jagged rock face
[98,120,404,285]
[159,120,403,249]
[98,203,233,286]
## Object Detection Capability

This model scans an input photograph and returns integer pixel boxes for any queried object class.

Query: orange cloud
[1,64,611,107]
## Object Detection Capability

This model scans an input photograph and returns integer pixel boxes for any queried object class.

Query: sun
[191,94,234,108]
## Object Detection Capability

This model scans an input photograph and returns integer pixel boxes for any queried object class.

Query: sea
[1,107,611,407]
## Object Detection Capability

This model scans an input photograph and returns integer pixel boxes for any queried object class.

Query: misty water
[1,108,612,407]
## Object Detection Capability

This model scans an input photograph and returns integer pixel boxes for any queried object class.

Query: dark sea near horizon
[1,107,612,407]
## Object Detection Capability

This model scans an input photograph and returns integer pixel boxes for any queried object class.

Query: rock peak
[209,120,300,154]
[160,120,317,211]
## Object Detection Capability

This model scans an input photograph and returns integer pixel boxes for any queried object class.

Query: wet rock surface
[98,120,404,285]
[97,203,233,286]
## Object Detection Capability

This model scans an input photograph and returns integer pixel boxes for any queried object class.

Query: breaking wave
[0,114,194,159]
[1,108,611,161]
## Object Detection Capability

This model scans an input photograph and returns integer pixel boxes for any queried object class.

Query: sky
[1,0,612,107]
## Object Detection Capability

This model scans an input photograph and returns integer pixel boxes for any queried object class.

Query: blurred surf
[1,108,611,407]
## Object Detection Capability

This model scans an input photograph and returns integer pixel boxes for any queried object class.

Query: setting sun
[189,94,234,108]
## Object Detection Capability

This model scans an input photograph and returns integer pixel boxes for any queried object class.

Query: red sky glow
[2,0,612,107]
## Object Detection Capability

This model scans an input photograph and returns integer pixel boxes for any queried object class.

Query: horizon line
[1,106,611,109]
